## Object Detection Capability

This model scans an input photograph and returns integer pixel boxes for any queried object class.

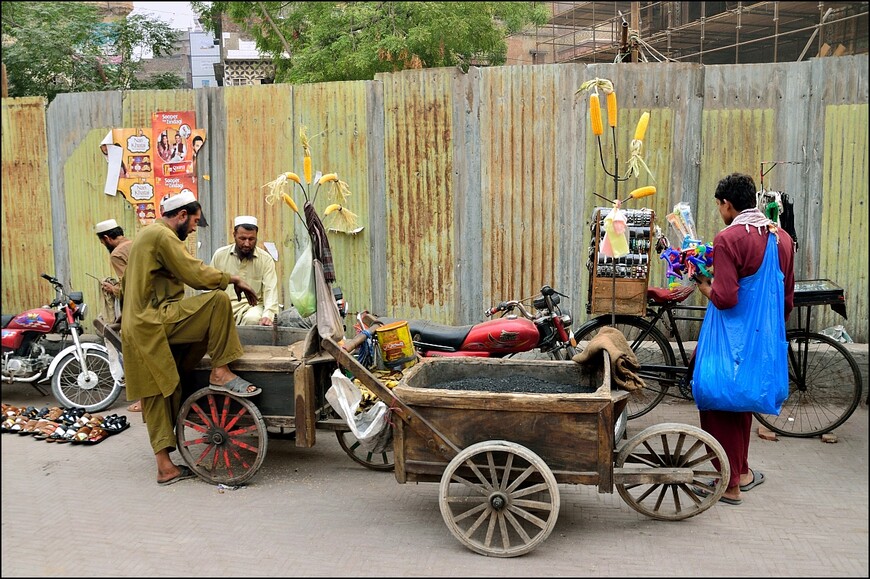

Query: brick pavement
[1,379,867,577]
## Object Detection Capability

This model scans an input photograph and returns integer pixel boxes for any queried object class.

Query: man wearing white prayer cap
[94,217,136,409]
[211,215,280,326]
[121,190,262,486]
[94,219,133,291]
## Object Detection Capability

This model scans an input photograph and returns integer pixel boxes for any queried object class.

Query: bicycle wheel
[754,330,863,437]
[573,316,676,419]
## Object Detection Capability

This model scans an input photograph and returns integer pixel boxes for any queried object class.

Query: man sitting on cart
[120,190,263,486]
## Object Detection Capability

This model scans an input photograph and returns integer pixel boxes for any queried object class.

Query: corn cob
[628,185,656,199]
[318,173,338,185]
[324,203,341,215]
[606,91,617,128]
[590,94,603,136]
[284,172,301,184]
[282,193,299,213]
[634,112,650,141]
[303,156,312,184]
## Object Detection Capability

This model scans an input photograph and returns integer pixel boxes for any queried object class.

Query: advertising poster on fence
[100,111,205,226]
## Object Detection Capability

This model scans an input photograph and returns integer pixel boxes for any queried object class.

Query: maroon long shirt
[709,225,795,321]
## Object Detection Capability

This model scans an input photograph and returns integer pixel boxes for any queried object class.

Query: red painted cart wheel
[176,387,268,486]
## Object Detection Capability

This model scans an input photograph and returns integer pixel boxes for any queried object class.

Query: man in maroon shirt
[694,172,795,505]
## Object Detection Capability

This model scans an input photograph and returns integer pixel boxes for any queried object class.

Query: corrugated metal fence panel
[121,89,197,128]
[45,92,123,308]
[221,84,295,307]
[1,97,54,314]
[4,57,868,340]
[478,65,564,311]
[292,81,374,320]
[45,91,122,301]
[382,68,456,322]
[821,103,869,331]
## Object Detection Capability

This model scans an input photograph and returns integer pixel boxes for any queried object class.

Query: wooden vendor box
[392,355,624,492]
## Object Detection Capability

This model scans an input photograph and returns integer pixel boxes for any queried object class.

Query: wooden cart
[319,337,731,558]
[176,325,394,486]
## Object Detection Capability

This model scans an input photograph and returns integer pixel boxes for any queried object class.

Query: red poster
[151,111,199,204]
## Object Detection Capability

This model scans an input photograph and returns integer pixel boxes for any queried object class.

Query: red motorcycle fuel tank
[2,308,57,350]
[460,317,540,354]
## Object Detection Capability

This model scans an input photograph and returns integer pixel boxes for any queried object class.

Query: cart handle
[321,336,462,458]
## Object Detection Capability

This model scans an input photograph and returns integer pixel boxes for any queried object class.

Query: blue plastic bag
[692,232,789,414]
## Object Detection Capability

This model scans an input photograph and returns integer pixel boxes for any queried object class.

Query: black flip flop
[158,465,196,486]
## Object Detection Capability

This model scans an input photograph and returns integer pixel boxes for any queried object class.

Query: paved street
[2,379,867,577]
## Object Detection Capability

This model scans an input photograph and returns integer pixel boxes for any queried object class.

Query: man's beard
[175,219,191,241]
[236,245,254,259]
[104,243,113,254]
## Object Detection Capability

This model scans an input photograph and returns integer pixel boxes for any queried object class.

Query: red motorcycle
[360,285,578,362]
[1,274,120,412]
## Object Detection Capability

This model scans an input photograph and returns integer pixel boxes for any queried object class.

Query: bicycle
[572,279,863,437]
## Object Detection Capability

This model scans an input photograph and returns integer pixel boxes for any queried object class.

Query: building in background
[521,1,868,65]
[189,29,220,88]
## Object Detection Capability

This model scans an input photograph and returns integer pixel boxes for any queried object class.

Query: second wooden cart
[320,337,731,558]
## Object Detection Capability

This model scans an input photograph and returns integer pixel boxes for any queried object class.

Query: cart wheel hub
[489,492,508,511]
[209,430,226,445]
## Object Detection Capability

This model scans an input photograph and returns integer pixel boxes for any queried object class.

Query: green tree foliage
[193,1,549,83]
[2,2,185,102]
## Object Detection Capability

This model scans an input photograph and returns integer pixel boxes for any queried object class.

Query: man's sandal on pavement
[158,465,196,486]
[739,469,766,492]
[209,376,262,398]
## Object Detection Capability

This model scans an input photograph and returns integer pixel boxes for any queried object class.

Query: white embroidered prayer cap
[234,215,258,228]
[95,219,119,234]
[161,190,198,212]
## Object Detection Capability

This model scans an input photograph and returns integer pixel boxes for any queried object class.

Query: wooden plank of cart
[319,336,732,558]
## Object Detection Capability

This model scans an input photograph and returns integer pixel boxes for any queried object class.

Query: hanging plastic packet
[602,204,629,258]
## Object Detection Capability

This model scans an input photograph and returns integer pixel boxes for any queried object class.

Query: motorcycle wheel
[51,349,121,413]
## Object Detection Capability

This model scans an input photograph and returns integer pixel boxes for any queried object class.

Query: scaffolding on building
[534,1,869,65]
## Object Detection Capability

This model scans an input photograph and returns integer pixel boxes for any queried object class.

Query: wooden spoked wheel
[438,440,560,558]
[176,387,268,486]
[335,429,395,471]
[615,423,729,520]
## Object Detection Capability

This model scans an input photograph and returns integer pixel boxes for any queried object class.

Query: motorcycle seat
[1,314,14,328]
[408,320,474,351]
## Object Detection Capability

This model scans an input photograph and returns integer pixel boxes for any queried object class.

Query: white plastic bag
[288,238,316,317]
[326,369,392,453]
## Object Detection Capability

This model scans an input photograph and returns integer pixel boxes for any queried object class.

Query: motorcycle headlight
[78,303,88,321]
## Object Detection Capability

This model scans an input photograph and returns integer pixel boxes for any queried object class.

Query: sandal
[71,427,92,444]
[103,415,129,435]
[18,418,42,435]
[209,376,262,398]
[9,416,30,433]
[85,427,109,445]
[45,407,65,422]
[58,425,82,443]
[33,422,60,440]
[46,426,69,442]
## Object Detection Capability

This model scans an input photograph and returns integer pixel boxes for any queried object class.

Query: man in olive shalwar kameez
[121,191,262,486]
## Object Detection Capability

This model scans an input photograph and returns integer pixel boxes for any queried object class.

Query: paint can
[375,320,417,370]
